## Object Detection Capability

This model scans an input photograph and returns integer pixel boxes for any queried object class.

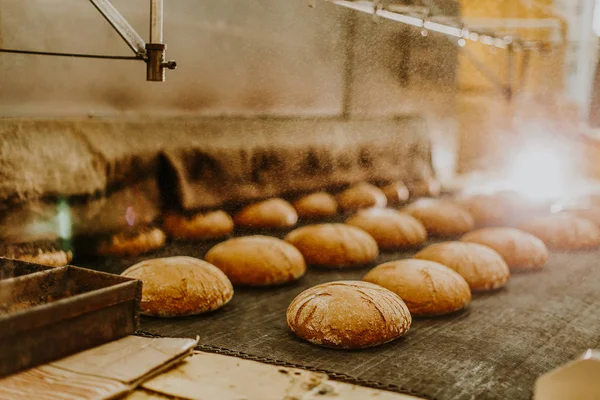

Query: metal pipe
[150,0,164,44]
[146,0,176,81]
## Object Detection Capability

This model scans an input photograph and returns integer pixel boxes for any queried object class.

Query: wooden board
[0,336,197,400]
[52,336,197,385]
[138,351,421,400]
[0,365,130,400]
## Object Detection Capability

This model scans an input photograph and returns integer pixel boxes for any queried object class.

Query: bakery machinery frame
[315,0,563,100]
[0,0,176,81]
[0,0,561,97]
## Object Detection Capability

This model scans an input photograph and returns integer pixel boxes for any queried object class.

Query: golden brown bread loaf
[293,192,338,219]
[234,198,298,229]
[336,182,387,212]
[415,241,510,291]
[0,241,72,267]
[162,210,234,240]
[345,208,427,250]
[516,213,600,250]
[455,192,523,227]
[559,207,600,227]
[363,259,471,316]
[284,224,378,268]
[286,281,411,349]
[162,210,233,240]
[381,181,410,205]
[407,179,441,199]
[95,226,166,257]
[121,256,233,317]
[204,235,306,286]
[402,199,475,237]
[460,227,548,271]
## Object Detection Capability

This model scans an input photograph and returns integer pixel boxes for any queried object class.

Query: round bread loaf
[345,208,427,250]
[96,226,166,257]
[234,198,298,229]
[336,182,387,212]
[162,210,234,240]
[363,259,471,316]
[516,213,600,250]
[381,181,410,205]
[286,281,411,349]
[204,235,306,286]
[415,241,510,291]
[461,227,548,271]
[402,199,475,237]
[560,207,600,227]
[293,192,338,219]
[456,192,527,227]
[0,241,72,267]
[121,256,233,317]
[284,224,378,268]
[407,179,441,199]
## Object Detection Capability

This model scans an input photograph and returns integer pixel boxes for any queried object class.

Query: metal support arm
[89,0,176,81]
[89,0,147,57]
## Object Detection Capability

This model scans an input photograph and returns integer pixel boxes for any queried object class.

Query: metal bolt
[162,60,177,70]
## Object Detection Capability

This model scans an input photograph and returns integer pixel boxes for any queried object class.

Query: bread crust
[336,183,387,212]
[345,208,427,250]
[121,256,233,317]
[461,227,548,271]
[516,213,600,250]
[381,181,410,205]
[96,226,166,257]
[363,259,471,316]
[285,224,378,268]
[293,192,338,219]
[0,240,72,267]
[407,179,441,199]
[402,199,475,237]
[415,241,510,292]
[205,235,306,286]
[15,251,72,267]
[560,207,600,227]
[163,210,234,240]
[286,281,411,349]
[234,198,298,229]
[456,193,521,227]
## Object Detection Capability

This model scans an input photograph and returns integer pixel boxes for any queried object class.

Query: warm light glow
[504,146,570,202]
[594,0,600,36]
[125,206,136,227]
[57,198,72,239]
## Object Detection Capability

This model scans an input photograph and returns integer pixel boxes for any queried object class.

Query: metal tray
[0,259,142,377]
[0,257,53,280]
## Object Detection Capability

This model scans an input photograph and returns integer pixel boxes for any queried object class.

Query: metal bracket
[89,0,176,81]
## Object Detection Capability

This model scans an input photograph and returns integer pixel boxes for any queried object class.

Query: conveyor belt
[78,222,600,400]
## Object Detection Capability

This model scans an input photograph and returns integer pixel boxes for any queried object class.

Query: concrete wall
[0,0,458,120]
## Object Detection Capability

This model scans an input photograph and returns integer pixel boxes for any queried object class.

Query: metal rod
[150,0,164,43]
[0,47,143,60]
[89,0,147,57]
[506,42,515,101]
[432,17,561,30]
[519,50,531,91]
[327,0,558,49]
[341,10,357,118]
